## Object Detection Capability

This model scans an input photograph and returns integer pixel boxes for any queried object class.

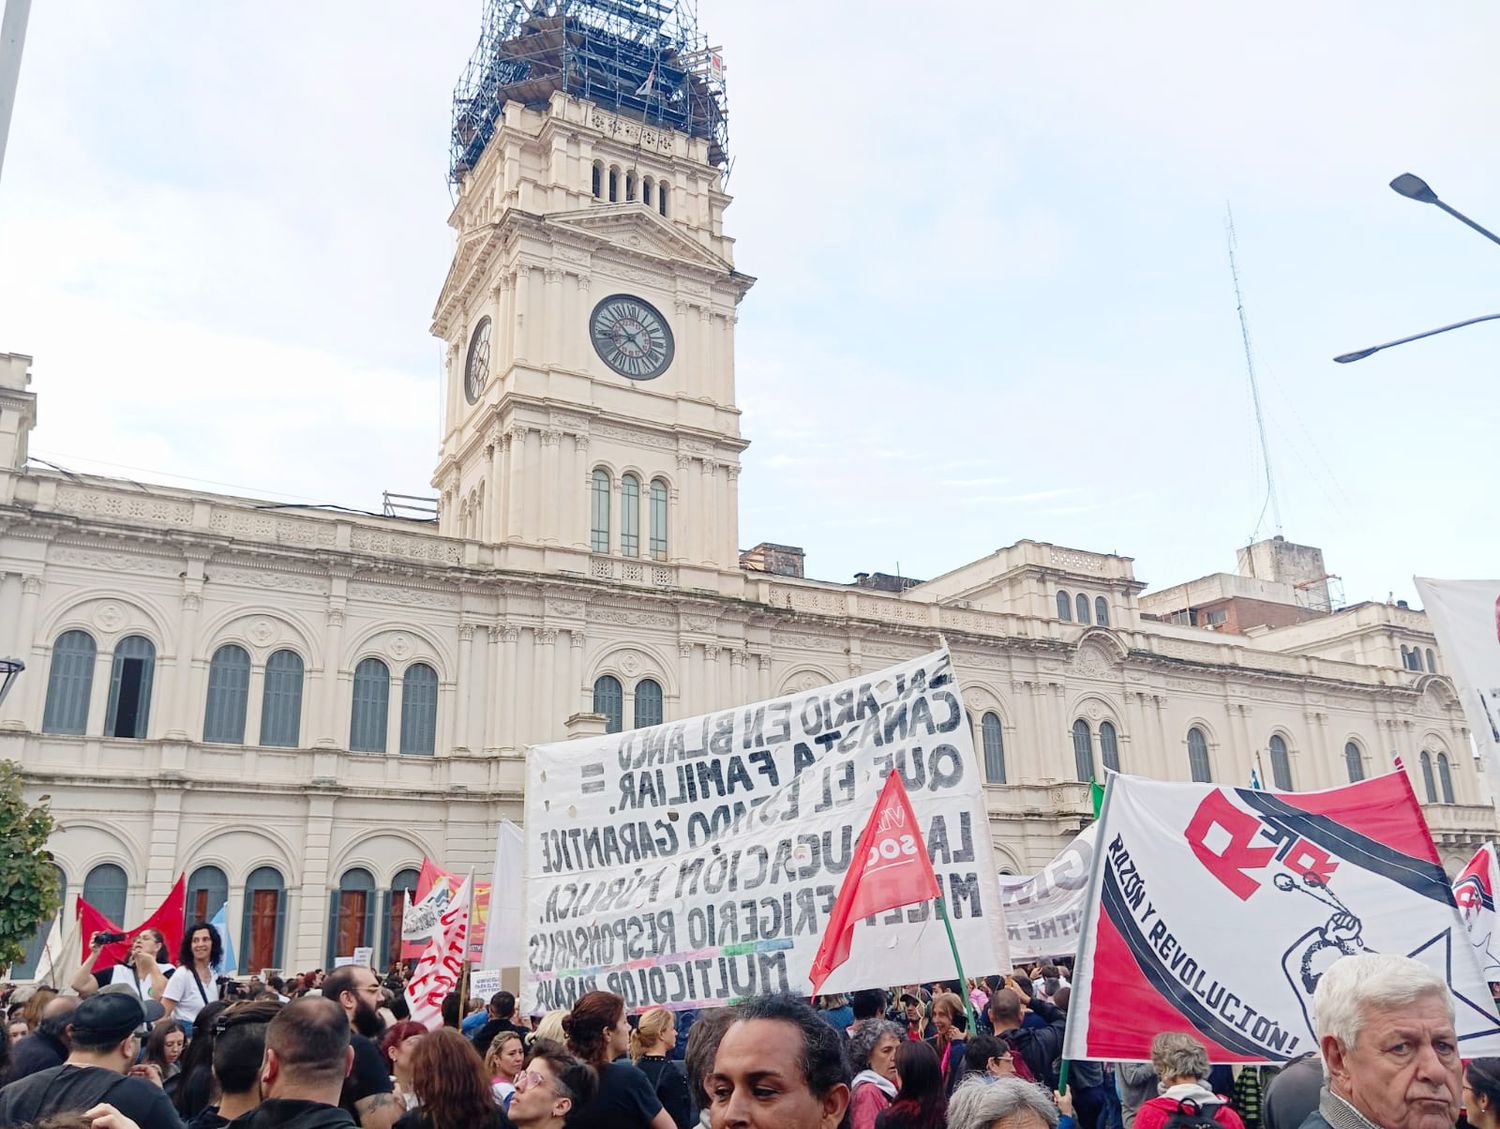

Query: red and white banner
[401,859,490,963]
[1455,844,1500,981]
[405,873,472,1030]
[808,771,941,995]
[1413,578,1500,790]
[1066,772,1500,1064]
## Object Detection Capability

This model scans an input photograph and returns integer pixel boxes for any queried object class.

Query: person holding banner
[562,992,674,1129]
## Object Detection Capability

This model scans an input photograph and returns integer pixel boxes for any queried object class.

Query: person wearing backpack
[1133,1032,1245,1129]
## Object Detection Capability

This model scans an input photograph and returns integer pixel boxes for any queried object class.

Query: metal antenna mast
[1226,205,1282,538]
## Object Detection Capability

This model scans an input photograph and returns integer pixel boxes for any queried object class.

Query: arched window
[643,177,654,207]
[203,644,251,744]
[1076,594,1091,625]
[981,712,1006,784]
[634,678,663,729]
[328,867,376,966]
[1095,597,1110,628]
[1072,719,1094,783]
[1187,727,1212,783]
[83,863,128,926]
[590,468,611,553]
[241,866,286,974]
[187,865,229,924]
[1269,734,1293,790]
[400,663,439,756]
[350,658,390,753]
[43,629,97,735]
[625,171,637,202]
[1419,751,1437,803]
[591,161,602,199]
[649,479,669,561]
[620,474,641,557]
[384,868,420,966]
[261,649,304,748]
[1345,741,1365,782]
[1426,648,1437,673]
[1099,720,1120,774]
[658,182,670,217]
[608,167,619,202]
[593,675,623,734]
[1437,753,1455,804]
[12,864,65,979]
[1056,591,1073,622]
[105,635,155,739]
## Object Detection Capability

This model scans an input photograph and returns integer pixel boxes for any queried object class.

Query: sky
[1,1,1497,605]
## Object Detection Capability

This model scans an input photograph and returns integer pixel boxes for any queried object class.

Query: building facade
[0,32,1491,979]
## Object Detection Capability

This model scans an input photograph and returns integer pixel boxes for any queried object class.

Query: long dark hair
[563,991,624,1068]
[406,1027,500,1129]
[876,1041,946,1129]
[178,922,224,970]
[1468,1060,1500,1117]
[144,1020,185,1070]
[172,999,231,1117]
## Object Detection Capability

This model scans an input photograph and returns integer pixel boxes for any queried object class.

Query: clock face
[463,317,491,404]
[590,294,674,381]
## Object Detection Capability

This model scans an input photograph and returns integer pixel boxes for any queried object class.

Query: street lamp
[0,657,22,709]
[1334,173,1500,363]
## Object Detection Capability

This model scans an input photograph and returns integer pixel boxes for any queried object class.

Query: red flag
[808,772,941,996]
[401,859,491,962]
[77,874,186,968]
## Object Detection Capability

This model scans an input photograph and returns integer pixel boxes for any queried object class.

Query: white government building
[0,2,1491,980]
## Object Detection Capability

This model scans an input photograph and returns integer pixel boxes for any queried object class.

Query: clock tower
[431,2,753,594]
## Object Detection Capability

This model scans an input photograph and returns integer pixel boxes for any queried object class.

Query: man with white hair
[1303,952,1462,1129]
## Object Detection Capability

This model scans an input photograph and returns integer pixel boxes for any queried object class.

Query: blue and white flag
[209,902,237,974]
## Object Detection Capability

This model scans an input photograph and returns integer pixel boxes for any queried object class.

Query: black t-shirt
[0,1063,184,1129]
[635,1057,693,1129]
[187,1106,230,1129]
[339,1033,394,1115]
[568,1062,664,1129]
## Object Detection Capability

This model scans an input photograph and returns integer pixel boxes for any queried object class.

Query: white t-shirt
[161,965,221,1025]
[100,962,174,1002]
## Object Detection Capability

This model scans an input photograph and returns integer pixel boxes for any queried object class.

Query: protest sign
[1413,578,1500,788]
[520,649,1008,1014]
[471,968,502,1000]
[333,956,354,968]
[352,946,373,968]
[1066,771,1500,1064]
[1455,843,1500,981]
[998,824,1097,962]
[406,873,473,1030]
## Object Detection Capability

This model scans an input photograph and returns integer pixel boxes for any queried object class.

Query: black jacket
[227,1099,356,1129]
[4,1029,67,1084]
[997,998,1067,1089]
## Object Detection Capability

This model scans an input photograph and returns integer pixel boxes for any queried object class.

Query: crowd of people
[0,941,1479,1129]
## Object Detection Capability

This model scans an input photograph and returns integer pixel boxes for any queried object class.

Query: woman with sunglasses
[508,1043,600,1129]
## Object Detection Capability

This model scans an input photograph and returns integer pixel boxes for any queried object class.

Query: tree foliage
[0,761,60,971]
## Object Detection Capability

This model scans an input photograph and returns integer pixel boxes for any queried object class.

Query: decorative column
[482,625,503,752]
[455,624,476,752]
[723,312,738,403]
[672,455,692,564]
[318,598,347,748]
[294,794,335,969]
[513,268,532,365]
[143,784,185,906]
[163,571,205,741]
[697,308,713,400]
[756,654,772,700]
[1303,709,1332,790]
[545,270,564,361]
[573,276,591,370]
[724,465,741,566]
[703,646,722,712]
[678,643,695,716]
[1,575,42,729]
[536,629,558,741]
[487,434,504,542]
[500,625,520,751]
[506,428,526,544]
[513,628,535,750]
[541,431,562,543]
[729,649,747,705]
[1229,702,1254,785]
[699,459,717,566]
[570,433,590,550]
[568,631,586,719]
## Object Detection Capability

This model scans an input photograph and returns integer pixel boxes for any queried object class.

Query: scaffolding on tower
[449,0,729,188]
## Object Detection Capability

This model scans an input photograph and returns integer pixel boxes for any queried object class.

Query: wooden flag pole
[934,894,977,1037]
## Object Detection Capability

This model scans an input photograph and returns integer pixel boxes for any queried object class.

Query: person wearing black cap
[0,990,183,1128]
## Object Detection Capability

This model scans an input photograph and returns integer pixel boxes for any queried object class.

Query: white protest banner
[401,884,449,942]
[481,820,525,970]
[1454,844,1500,981]
[1067,771,1500,1064]
[1414,578,1500,787]
[521,649,1008,1013]
[998,824,1097,962]
[352,946,373,968]
[471,968,502,1000]
[405,873,473,1030]
[333,956,354,968]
